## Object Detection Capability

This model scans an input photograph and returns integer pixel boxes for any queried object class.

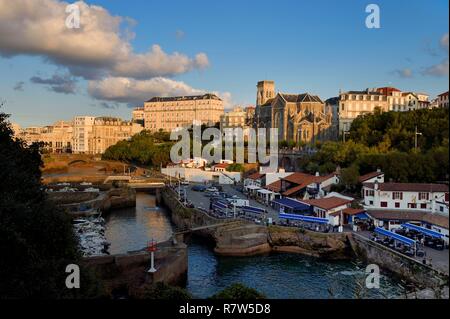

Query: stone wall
[348,233,448,288]
[82,240,187,298]
[268,226,351,260]
[214,223,271,256]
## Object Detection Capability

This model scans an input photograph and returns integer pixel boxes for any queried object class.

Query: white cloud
[422,33,449,77]
[88,77,232,108]
[88,77,205,105]
[0,0,209,79]
[393,68,413,78]
[422,58,449,77]
[112,45,209,79]
[440,33,449,53]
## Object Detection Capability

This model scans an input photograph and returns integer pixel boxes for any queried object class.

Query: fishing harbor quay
[44,176,448,298]
[164,181,449,295]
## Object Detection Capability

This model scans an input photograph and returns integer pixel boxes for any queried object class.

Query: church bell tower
[256,80,275,107]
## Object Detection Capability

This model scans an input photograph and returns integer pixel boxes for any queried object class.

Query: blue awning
[242,206,265,214]
[279,213,329,224]
[401,223,444,239]
[272,198,310,210]
[375,227,416,246]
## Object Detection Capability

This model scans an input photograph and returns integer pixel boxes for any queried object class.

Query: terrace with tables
[362,224,449,274]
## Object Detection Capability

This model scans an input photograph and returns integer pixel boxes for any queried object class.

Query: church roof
[261,98,274,106]
[280,93,323,104]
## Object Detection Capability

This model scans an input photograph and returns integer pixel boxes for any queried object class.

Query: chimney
[376,168,381,173]
[315,171,320,177]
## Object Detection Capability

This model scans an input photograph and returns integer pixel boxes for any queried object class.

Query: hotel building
[143,94,224,132]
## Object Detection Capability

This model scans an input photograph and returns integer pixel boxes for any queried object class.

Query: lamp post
[147,239,157,273]
[415,126,422,150]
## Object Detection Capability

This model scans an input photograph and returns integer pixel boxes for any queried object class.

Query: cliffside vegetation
[299,108,449,186]
[102,130,174,168]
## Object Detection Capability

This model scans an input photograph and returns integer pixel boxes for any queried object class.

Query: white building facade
[363,182,449,212]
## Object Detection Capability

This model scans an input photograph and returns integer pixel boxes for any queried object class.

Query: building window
[420,203,427,209]
[419,192,429,200]
[393,192,403,200]
[366,189,374,197]
[395,202,400,208]
[381,201,388,208]
[408,203,417,209]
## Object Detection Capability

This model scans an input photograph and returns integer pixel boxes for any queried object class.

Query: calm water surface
[105,193,405,299]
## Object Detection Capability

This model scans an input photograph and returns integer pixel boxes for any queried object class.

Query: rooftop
[302,196,352,210]
[280,93,323,104]
[146,93,222,103]
[358,171,384,183]
[363,182,449,193]
[366,209,449,229]
[247,172,265,180]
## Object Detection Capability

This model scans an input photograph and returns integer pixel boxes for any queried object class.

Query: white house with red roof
[362,182,449,212]
[300,194,354,228]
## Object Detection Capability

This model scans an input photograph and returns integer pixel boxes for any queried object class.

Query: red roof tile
[213,163,229,169]
[302,196,352,210]
[358,171,383,183]
[367,209,448,229]
[363,183,448,193]
[247,172,265,180]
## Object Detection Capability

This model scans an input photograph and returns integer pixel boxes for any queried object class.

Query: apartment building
[144,94,224,132]
[220,107,247,129]
[73,116,96,154]
[437,91,449,108]
[90,117,143,154]
[338,89,389,133]
[339,87,430,133]
[18,115,143,154]
[40,121,74,153]
[132,107,145,125]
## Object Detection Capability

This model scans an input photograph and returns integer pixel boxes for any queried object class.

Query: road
[180,183,280,222]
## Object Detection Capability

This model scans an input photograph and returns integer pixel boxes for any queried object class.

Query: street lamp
[415,126,422,150]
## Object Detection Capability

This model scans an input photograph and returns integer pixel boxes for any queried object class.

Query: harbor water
[104,193,406,299]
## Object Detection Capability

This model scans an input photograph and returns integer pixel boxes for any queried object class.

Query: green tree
[340,164,360,192]
[210,283,266,299]
[0,108,103,298]
[142,282,192,300]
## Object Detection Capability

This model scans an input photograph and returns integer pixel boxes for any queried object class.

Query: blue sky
[0,0,448,127]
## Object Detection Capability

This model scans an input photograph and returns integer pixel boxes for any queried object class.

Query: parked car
[192,185,207,192]
[206,187,219,192]
[180,180,190,186]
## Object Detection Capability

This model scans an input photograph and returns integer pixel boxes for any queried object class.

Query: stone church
[254,80,334,144]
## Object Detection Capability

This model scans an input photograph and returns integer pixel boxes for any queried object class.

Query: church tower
[256,80,275,106]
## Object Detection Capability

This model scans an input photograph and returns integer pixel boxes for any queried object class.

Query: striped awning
[375,227,416,246]
[279,213,328,224]
[401,223,444,239]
